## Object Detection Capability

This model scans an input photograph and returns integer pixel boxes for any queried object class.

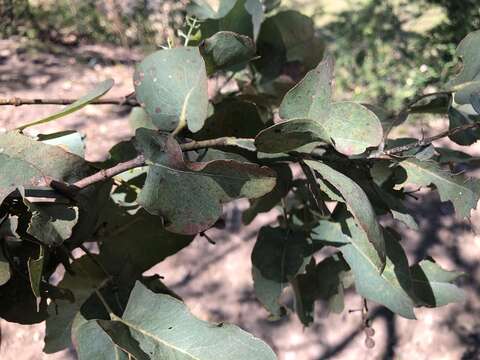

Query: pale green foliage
[134,48,209,133]
[0,3,475,359]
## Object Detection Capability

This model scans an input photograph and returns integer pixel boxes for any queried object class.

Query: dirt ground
[1,39,479,360]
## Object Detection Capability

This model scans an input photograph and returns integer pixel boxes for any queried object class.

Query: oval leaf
[187,0,238,20]
[134,47,209,133]
[200,31,256,74]
[255,118,329,153]
[340,223,416,319]
[0,132,91,206]
[251,226,311,317]
[312,220,415,319]
[447,30,480,87]
[72,315,129,360]
[99,282,278,360]
[136,129,276,234]
[259,56,383,155]
[410,259,466,308]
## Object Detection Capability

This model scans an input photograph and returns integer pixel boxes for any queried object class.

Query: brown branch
[48,136,254,194]
[179,137,242,151]
[0,96,139,107]
[72,154,146,189]
[381,91,452,144]
[369,123,480,158]
[383,121,480,156]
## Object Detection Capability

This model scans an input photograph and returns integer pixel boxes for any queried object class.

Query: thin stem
[180,137,246,151]
[183,17,198,47]
[48,136,254,194]
[73,154,146,190]
[382,91,451,143]
[200,231,216,245]
[95,288,115,318]
[0,96,139,107]
[383,121,480,156]
[79,244,111,279]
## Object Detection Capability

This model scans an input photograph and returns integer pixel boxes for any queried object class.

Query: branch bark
[50,137,254,194]
[0,96,139,107]
[382,121,480,156]
[61,118,480,195]
[72,154,146,189]
[381,91,451,146]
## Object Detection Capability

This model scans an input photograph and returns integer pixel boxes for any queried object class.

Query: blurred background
[1,1,480,359]
[3,0,480,109]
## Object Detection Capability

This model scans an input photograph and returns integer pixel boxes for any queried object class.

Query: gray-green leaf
[26,203,79,246]
[187,0,238,20]
[292,254,351,326]
[312,220,416,319]
[341,224,415,319]
[251,226,311,317]
[134,47,209,133]
[38,131,86,158]
[447,30,480,107]
[103,282,278,359]
[398,158,480,219]
[255,56,383,156]
[98,205,194,276]
[245,0,264,40]
[72,315,129,360]
[306,160,386,269]
[136,130,276,234]
[0,131,91,205]
[448,107,480,145]
[27,246,44,300]
[410,259,465,307]
[44,256,108,353]
[200,31,255,74]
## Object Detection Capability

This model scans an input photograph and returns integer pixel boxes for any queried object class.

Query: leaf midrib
[403,160,473,193]
[345,242,413,306]
[112,315,198,360]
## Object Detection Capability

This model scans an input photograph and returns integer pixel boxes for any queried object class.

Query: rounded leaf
[134,47,209,133]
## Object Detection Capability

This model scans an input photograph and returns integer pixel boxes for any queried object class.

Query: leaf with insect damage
[134,47,209,133]
[135,129,276,234]
[255,56,383,156]
[77,282,277,360]
[397,158,480,219]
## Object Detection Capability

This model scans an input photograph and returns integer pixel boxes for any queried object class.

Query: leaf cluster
[1,1,478,358]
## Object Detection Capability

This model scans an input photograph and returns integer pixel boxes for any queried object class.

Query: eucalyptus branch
[381,121,480,156]
[405,91,451,109]
[179,136,248,151]
[381,91,452,143]
[71,155,146,190]
[0,95,139,107]
[50,137,254,193]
